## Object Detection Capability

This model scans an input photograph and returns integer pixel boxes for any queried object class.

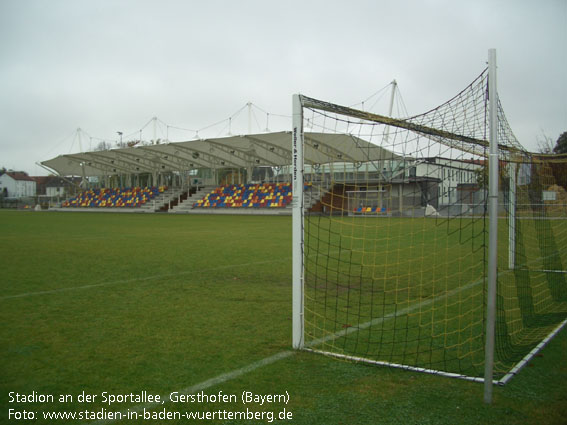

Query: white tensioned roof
[41,131,402,177]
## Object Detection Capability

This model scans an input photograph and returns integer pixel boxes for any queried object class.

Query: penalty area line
[87,278,486,424]
[86,350,294,425]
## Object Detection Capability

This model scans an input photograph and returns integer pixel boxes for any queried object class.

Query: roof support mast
[383,80,397,179]
[388,80,397,118]
[384,80,397,144]
[152,117,158,144]
[247,102,252,134]
[77,128,83,152]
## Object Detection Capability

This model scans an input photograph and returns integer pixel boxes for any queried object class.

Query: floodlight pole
[292,94,304,349]
[484,48,499,404]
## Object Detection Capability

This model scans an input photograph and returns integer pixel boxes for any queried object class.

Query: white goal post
[292,94,304,350]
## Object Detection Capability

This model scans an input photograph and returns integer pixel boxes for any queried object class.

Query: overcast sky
[1,0,565,175]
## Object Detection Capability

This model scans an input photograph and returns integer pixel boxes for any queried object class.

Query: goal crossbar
[298,94,523,156]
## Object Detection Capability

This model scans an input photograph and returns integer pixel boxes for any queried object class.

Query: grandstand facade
[42,131,483,215]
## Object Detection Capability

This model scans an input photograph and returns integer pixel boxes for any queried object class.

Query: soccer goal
[347,187,391,216]
[291,50,567,403]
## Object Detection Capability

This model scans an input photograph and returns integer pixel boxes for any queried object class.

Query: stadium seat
[193,183,294,209]
[62,186,166,208]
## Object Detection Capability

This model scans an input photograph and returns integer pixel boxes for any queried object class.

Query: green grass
[1,210,566,424]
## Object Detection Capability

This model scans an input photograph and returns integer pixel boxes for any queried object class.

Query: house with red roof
[0,172,37,198]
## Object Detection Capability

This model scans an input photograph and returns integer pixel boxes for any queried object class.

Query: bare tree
[536,131,555,154]
[94,141,112,151]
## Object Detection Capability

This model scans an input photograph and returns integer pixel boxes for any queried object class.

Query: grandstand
[42,127,485,217]
[42,131,405,215]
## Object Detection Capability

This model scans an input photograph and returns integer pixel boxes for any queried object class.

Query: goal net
[347,188,391,216]
[291,57,567,387]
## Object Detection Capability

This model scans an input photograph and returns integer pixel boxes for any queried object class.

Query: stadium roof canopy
[41,131,402,177]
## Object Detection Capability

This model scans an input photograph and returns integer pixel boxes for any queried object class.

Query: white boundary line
[498,317,567,385]
[3,249,342,301]
[304,349,492,384]
[86,280,484,424]
[87,351,294,425]
[1,258,290,301]
[87,277,489,424]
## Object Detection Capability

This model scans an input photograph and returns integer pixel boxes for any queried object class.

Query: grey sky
[1,0,565,175]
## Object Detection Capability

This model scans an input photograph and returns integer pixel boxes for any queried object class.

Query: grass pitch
[1,210,565,424]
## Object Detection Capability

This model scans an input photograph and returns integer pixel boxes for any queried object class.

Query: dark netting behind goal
[495,152,567,382]
[292,67,567,384]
